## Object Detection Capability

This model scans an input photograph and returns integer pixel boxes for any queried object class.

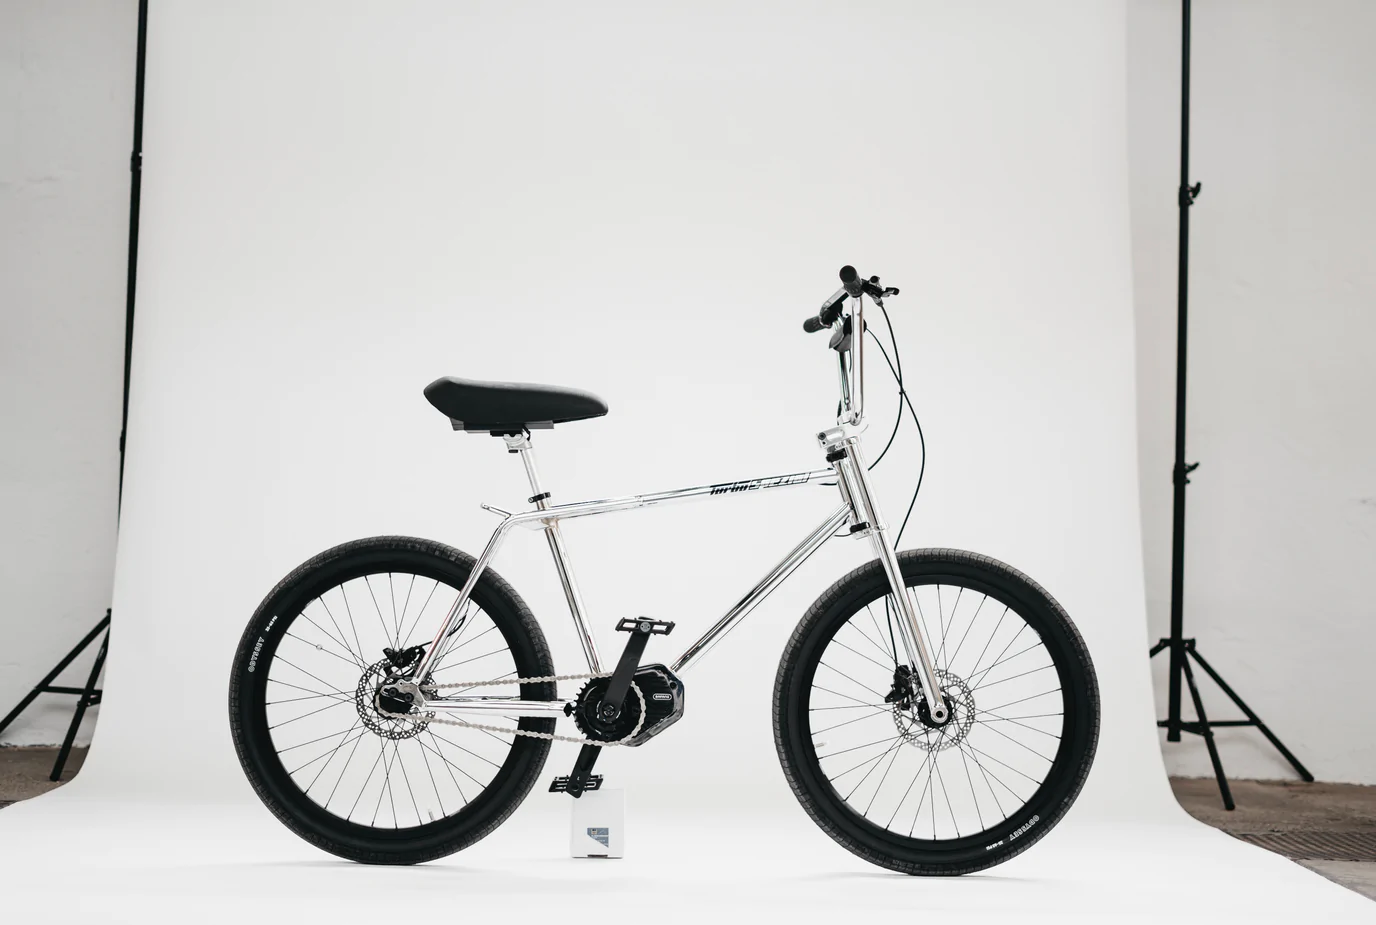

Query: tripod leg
[51,632,107,782]
[1180,653,1234,810]
[1187,647,1314,782]
[0,614,110,738]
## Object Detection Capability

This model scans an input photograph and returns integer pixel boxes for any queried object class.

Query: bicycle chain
[380,672,647,747]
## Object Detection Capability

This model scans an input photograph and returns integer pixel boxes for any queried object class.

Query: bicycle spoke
[363,576,397,652]
[885,749,932,829]
[422,732,467,804]
[416,734,448,818]
[849,614,896,664]
[944,593,988,672]
[284,631,365,671]
[934,752,959,838]
[435,646,512,672]
[862,739,905,815]
[846,738,904,802]
[818,733,903,765]
[829,635,897,674]
[347,742,387,822]
[297,610,366,670]
[268,697,351,731]
[292,724,366,779]
[325,722,370,809]
[399,578,441,650]
[862,604,897,664]
[957,744,985,831]
[420,732,488,790]
[963,739,1045,786]
[388,573,401,646]
[975,713,1063,739]
[810,701,889,711]
[813,707,892,735]
[816,661,887,700]
[372,741,398,827]
[328,589,368,672]
[265,679,354,704]
[968,623,1029,689]
[963,606,1009,684]
[972,663,1056,692]
[426,726,506,771]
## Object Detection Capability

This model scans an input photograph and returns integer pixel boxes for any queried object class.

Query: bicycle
[229,265,1100,875]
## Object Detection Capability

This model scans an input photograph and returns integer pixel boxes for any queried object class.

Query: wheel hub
[894,669,976,752]
[355,658,430,740]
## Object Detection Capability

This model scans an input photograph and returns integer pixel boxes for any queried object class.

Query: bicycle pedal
[615,618,675,635]
[550,774,603,796]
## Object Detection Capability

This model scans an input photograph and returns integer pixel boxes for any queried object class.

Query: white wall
[0,2,135,746]
[1129,0,1376,783]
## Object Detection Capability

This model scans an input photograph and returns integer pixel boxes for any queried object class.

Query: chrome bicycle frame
[412,292,949,723]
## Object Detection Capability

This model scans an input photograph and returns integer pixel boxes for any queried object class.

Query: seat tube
[836,438,948,723]
[505,433,604,673]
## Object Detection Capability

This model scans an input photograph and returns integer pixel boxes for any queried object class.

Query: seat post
[501,432,604,672]
[502,432,549,506]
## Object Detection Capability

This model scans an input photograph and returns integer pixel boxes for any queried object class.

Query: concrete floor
[0,745,86,806]
[1170,777,1376,901]
[0,747,1372,901]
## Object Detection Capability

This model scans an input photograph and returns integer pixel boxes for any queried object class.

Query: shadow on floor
[0,749,1371,900]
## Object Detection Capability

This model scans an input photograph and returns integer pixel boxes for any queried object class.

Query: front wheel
[774,549,1099,875]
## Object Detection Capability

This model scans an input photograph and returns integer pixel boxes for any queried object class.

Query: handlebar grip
[802,316,826,334]
[839,265,864,298]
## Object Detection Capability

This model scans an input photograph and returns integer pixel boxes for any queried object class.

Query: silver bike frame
[412,290,949,724]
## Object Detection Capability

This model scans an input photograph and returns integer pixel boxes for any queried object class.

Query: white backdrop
[2,2,1367,921]
[80,0,1169,818]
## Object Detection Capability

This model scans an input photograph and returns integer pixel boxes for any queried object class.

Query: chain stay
[380,672,647,747]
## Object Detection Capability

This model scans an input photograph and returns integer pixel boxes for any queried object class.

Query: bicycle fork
[823,432,949,724]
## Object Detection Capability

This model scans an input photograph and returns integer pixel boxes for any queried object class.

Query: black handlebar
[803,265,899,333]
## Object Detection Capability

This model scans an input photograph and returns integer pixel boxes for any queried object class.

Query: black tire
[229,535,556,865]
[774,549,1099,875]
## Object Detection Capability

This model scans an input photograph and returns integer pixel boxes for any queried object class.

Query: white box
[569,787,625,858]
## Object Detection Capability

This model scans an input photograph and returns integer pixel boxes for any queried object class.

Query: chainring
[571,677,644,742]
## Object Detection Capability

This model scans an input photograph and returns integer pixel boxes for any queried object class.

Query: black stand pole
[0,0,146,780]
[1149,0,1312,810]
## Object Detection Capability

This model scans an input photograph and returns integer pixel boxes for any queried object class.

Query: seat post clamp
[529,492,551,505]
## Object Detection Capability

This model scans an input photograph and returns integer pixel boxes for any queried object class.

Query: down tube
[670,505,851,674]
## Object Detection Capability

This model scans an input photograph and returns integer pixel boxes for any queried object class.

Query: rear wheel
[229,535,555,864]
[774,549,1099,875]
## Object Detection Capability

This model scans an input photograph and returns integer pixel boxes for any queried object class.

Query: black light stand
[0,0,147,782]
[1148,0,1312,810]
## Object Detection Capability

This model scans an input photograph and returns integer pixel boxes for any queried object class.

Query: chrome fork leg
[834,438,948,723]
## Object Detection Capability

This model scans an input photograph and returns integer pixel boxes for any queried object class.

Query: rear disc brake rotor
[356,658,429,740]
